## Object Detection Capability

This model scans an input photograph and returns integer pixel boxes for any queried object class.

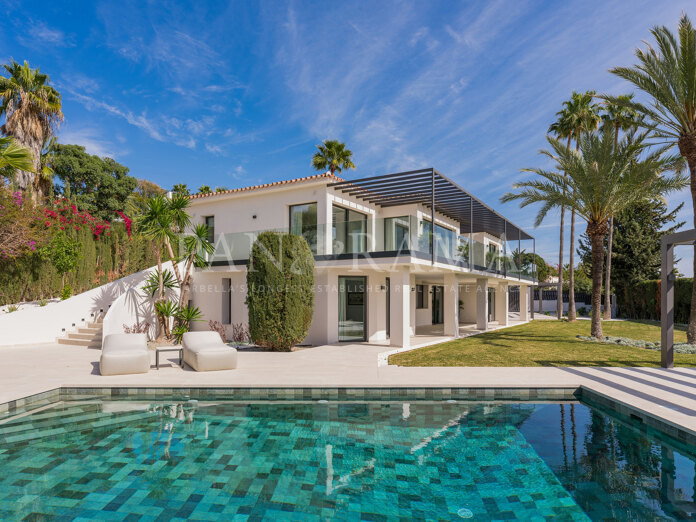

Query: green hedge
[246,231,315,350]
[0,223,160,305]
[618,278,693,324]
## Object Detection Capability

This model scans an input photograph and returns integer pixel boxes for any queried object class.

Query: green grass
[389,319,696,367]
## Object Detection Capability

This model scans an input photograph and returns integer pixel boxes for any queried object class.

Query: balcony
[203,215,536,282]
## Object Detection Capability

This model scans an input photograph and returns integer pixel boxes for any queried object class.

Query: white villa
[187,168,536,348]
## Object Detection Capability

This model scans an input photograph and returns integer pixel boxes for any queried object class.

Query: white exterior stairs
[57,316,103,348]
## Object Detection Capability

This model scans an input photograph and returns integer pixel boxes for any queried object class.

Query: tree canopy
[52,144,137,221]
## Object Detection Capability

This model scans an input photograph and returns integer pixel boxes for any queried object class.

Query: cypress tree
[246,231,315,351]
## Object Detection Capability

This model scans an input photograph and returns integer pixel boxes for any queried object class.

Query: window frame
[331,204,368,254]
[416,284,427,309]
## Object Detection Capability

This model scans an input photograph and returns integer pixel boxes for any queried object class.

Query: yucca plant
[142,269,179,297]
[171,305,204,344]
[154,300,179,339]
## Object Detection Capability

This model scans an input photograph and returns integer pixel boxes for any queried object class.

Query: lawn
[389,319,696,367]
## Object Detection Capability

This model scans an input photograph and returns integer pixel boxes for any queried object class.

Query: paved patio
[2,332,696,439]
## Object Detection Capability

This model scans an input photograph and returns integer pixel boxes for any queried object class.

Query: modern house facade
[187,168,536,348]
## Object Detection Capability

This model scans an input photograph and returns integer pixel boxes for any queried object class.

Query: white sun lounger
[100,333,150,376]
[182,331,237,371]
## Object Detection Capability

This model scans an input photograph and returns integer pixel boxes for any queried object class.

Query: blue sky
[2,1,696,273]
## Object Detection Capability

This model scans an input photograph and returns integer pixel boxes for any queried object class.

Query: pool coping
[2,384,695,447]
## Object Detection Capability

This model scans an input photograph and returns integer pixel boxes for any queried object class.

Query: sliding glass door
[338,276,366,341]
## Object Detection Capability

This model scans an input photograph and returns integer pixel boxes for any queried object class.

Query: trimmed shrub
[246,231,314,351]
[619,278,692,324]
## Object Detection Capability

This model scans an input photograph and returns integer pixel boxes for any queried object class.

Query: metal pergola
[328,167,534,265]
[661,229,696,368]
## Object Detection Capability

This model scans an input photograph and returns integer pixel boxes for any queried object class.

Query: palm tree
[197,185,212,195]
[311,140,356,175]
[600,95,642,320]
[172,183,190,196]
[0,60,63,199]
[548,108,575,319]
[564,91,602,322]
[0,136,34,178]
[607,14,696,342]
[502,127,686,339]
[136,196,176,340]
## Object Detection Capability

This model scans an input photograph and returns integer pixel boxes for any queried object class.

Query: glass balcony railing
[201,216,536,281]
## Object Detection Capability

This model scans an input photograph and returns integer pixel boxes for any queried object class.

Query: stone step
[57,338,101,348]
[77,327,102,335]
[67,332,101,341]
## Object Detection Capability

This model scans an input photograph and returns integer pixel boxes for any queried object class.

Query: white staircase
[57,316,103,348]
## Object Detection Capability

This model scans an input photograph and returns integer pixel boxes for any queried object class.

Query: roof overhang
[328,168,533,241]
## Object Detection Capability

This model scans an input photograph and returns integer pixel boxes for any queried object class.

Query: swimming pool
[0,396,694,520]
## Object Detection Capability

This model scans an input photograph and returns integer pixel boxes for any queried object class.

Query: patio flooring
[1,330,695,439]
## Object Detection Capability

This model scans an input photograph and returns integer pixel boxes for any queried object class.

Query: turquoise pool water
[0,400,694,520]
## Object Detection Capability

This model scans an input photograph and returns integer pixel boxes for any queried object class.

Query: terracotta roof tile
[188,172,343,200]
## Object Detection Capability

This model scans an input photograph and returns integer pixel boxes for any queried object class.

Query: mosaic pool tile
[1,398,695,520]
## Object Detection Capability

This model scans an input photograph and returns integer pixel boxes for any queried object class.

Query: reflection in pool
[0,399,694,520]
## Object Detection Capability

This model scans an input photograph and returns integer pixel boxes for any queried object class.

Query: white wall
[101,261,182,342]
[0,262,168,346]
[415,283,432,327]
[459,283,479,323]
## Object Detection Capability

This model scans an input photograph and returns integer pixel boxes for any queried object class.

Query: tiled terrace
[1,329,695,444]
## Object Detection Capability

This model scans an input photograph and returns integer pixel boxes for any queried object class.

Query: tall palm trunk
[604,216,614,319]
[568,139,580,322]
[604,124,619,321]
[568,209,576,321]
[9,132,43,201]
[588,221,607,340]
[557,207,564,319]
[678,136,696,343]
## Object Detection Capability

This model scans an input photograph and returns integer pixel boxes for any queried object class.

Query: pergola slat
[329,168,533,240]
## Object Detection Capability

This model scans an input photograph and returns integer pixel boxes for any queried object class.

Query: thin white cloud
[57,127,119,158]
[205,143,224,155]
[23,21,75,48]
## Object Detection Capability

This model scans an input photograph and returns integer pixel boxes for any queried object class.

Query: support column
[476,278,488,331]
[444,273,459,338]
[519,284,530,321]
[495,282,509,326]
[390,269,411,347]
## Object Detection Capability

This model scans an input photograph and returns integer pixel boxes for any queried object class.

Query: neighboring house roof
[188,172,343,200]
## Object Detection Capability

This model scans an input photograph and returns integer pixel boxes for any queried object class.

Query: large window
[434,224,456,259]
[289,203,318,254]
[384,216,410,251]
[221,278,231,325]
[332,205,367,254]
[418,220,456,257]
[204,216,215,243]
